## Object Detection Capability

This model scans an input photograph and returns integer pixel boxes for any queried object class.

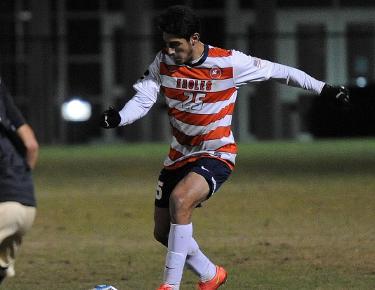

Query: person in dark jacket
[0,77,39,284]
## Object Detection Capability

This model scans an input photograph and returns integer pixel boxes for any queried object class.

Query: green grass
[3,139,375,289]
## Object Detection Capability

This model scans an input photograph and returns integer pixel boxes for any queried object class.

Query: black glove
[320,84,350,105]
[100,107,121,129]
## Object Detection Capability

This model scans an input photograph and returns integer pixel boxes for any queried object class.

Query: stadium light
[355,76,367,88]
[61,98,92,122]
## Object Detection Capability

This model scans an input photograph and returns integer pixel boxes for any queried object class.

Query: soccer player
[0,78,39,284]
[100,5,349,290]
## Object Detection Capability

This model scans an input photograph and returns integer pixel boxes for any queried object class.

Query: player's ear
[190,33,200,46]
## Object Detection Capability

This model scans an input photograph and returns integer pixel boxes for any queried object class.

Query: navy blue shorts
[155,158,232,208]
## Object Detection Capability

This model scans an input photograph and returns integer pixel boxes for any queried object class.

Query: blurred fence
[1,1,375,143]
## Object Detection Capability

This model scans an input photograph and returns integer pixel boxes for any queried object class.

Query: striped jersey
[119,44,325,169]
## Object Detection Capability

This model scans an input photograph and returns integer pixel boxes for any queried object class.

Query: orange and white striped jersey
[119,45,325,169]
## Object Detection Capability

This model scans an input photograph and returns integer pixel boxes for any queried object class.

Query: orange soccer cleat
[197,265,228,290]
[156,284,174,290]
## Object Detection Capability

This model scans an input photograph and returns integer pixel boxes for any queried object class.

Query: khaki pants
[0,201,36,278]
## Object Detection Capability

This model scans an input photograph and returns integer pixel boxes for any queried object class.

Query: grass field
[3,139,375,290]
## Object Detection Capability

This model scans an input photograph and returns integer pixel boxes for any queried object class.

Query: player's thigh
[170,172,210,208]
[0,202,36,241]
[154,167,182,208]
[0,202,22,241]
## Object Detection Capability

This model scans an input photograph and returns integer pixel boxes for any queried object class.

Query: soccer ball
[90,285,118,290]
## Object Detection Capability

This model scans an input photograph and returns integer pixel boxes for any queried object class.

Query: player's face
[163,33,194,65]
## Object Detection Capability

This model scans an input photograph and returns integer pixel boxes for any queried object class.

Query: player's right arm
[100,53,162,129]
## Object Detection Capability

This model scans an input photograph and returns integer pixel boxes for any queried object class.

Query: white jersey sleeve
[118,52,162,126]
[232,50,325,94]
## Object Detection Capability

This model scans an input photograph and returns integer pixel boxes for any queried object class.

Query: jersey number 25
[182,92,205,111]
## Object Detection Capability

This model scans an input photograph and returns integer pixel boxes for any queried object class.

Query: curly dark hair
[157,5,201,40]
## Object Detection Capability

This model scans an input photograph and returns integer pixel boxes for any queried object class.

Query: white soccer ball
[90,285,118,290]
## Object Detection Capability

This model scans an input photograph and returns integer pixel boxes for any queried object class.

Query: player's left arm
[269,62,350,105]
[1,80,39,168]
[232,50,326,92]
[16,124,39,169]
[232,51,349,105]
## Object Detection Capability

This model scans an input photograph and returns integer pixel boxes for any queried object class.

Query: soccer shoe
[156,284,174,290]
[197,265,227,290]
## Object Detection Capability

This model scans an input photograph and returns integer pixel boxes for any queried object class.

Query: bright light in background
[61,98,92,121]
[356,76,367,88]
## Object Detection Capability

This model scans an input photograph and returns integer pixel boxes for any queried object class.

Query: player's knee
[170,192,196,223]
[170,190,193,211]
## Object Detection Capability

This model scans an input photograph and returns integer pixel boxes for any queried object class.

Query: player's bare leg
[154,169,210,245]
[154,207,170,247]
[154,206,217,280]
[156,172,222,289]
[169,172,209,225]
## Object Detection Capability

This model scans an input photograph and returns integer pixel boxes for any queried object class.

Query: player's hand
[321,84,350,106]
[100,107,121,129]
